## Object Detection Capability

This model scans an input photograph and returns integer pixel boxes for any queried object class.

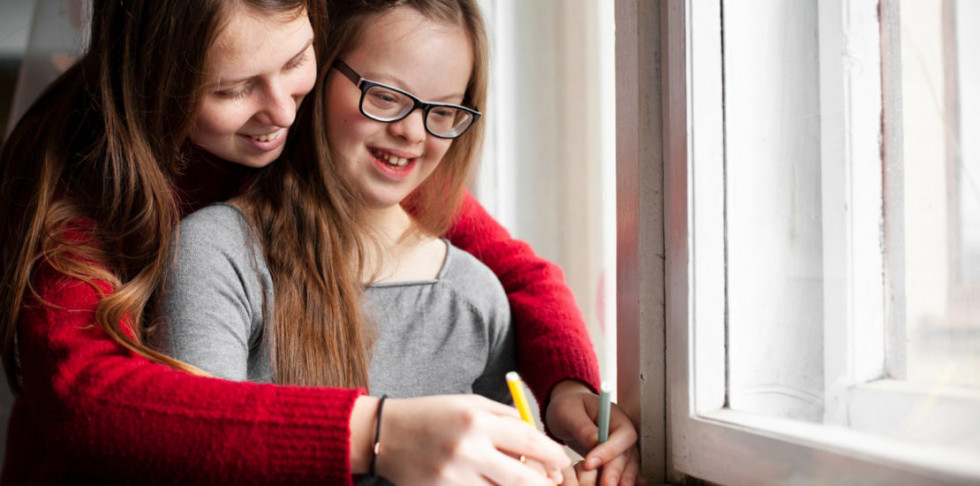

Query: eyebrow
[211,38,314,87]
[428,91,468,104]
[368,75,467,104]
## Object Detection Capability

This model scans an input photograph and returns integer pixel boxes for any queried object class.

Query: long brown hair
[233,95,375,388]
[0,0,320,393]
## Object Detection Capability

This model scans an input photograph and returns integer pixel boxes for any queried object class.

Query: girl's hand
[373,394,570,485]
[558,461,595,486]
[545,381,644,486]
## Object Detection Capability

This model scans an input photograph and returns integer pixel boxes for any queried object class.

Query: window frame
[617,0,980,483]
[614,0,668,480]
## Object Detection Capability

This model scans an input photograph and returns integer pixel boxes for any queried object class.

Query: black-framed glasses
[332,59,481,139]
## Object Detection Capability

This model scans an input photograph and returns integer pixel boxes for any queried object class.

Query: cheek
[425,139,454,166]
[192,103,250,139]
[329,118,377,171]
[297,63,317,98]
[324,81,349,145]
[326,91,373,150]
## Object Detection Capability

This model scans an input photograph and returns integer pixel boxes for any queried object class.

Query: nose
[255,81,298,128]
[387,108,427,144]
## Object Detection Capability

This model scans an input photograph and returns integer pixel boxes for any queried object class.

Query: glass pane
[902,0,980,390]
[723,0,825,423]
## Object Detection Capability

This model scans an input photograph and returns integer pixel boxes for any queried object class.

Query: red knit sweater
[2,192,599,485]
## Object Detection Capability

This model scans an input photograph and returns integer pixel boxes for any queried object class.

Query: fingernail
[586,457,601,470]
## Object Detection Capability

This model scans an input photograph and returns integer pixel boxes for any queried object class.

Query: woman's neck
[361,204,447,283]
[175,145,254,216]
[362,204,414,243]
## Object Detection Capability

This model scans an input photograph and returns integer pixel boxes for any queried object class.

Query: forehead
[205,7,311,78]
[345,7,473,97]
[355,7,468,53]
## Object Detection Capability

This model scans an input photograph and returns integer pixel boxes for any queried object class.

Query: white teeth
[251,130,282,142]
[376,150,410,167]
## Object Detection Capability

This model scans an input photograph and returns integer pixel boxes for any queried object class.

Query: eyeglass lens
[363,85,474,138]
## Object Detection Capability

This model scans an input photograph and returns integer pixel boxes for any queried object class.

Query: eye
[366,88,403,109]
[214,83,253,100]
[372,91,398,105]
[284,51,309,71]
[430,106,458,119]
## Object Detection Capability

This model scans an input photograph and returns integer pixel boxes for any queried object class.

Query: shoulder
[440,242,510,312]
[180,203,250,239]
[174,203,266,278]
[178,204,255,253]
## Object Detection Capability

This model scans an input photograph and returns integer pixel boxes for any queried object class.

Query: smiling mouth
[249,129,283,142]
[371,148,412,168]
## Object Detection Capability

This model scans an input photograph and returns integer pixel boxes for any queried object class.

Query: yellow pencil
[506,371,536,427]
[507,372,558,486]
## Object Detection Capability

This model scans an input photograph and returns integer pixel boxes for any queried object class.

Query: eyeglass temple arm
[332,60,362,87]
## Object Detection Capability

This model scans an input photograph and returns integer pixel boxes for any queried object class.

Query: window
[903,0,980,391]
[617,0,980,483]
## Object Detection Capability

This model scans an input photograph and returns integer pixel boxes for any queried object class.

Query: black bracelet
[369,395,388,477]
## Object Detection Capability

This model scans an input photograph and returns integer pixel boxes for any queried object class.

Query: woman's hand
[559,461,596,486]
[545,381,644,486]
[359,394,570,485]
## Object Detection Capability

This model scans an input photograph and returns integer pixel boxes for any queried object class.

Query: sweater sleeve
[13,261,361,485]
[157,204,267,382]
[444,192,601,411]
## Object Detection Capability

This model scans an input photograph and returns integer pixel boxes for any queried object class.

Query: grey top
[157,204,515,407]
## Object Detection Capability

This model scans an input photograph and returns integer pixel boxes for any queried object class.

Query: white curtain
[477,0,617,388]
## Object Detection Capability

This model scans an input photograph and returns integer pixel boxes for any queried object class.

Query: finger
[547,397,600,453]
[488,415,571,474]
[617,447,641,486]
[524,457,550,478]
[583,413,637,470]
[571,461,598,486]
[565,416,600,455]
[559,464,579,486]
[480,449,560,486]
[597,449,628,486]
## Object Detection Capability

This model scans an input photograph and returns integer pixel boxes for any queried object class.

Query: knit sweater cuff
[255,385,364,484]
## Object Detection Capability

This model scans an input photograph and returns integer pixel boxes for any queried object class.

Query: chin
[235,153,282,169]
[365,193,409,209]
[248,158,279,169]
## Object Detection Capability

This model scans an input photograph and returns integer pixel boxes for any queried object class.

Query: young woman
[159,1,641,485]
[0,0,634,484]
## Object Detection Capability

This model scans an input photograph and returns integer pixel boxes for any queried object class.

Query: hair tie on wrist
[369,395,388,477]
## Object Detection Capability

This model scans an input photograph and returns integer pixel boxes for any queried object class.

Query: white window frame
[616,0,980,483]
[614,0,668,480]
